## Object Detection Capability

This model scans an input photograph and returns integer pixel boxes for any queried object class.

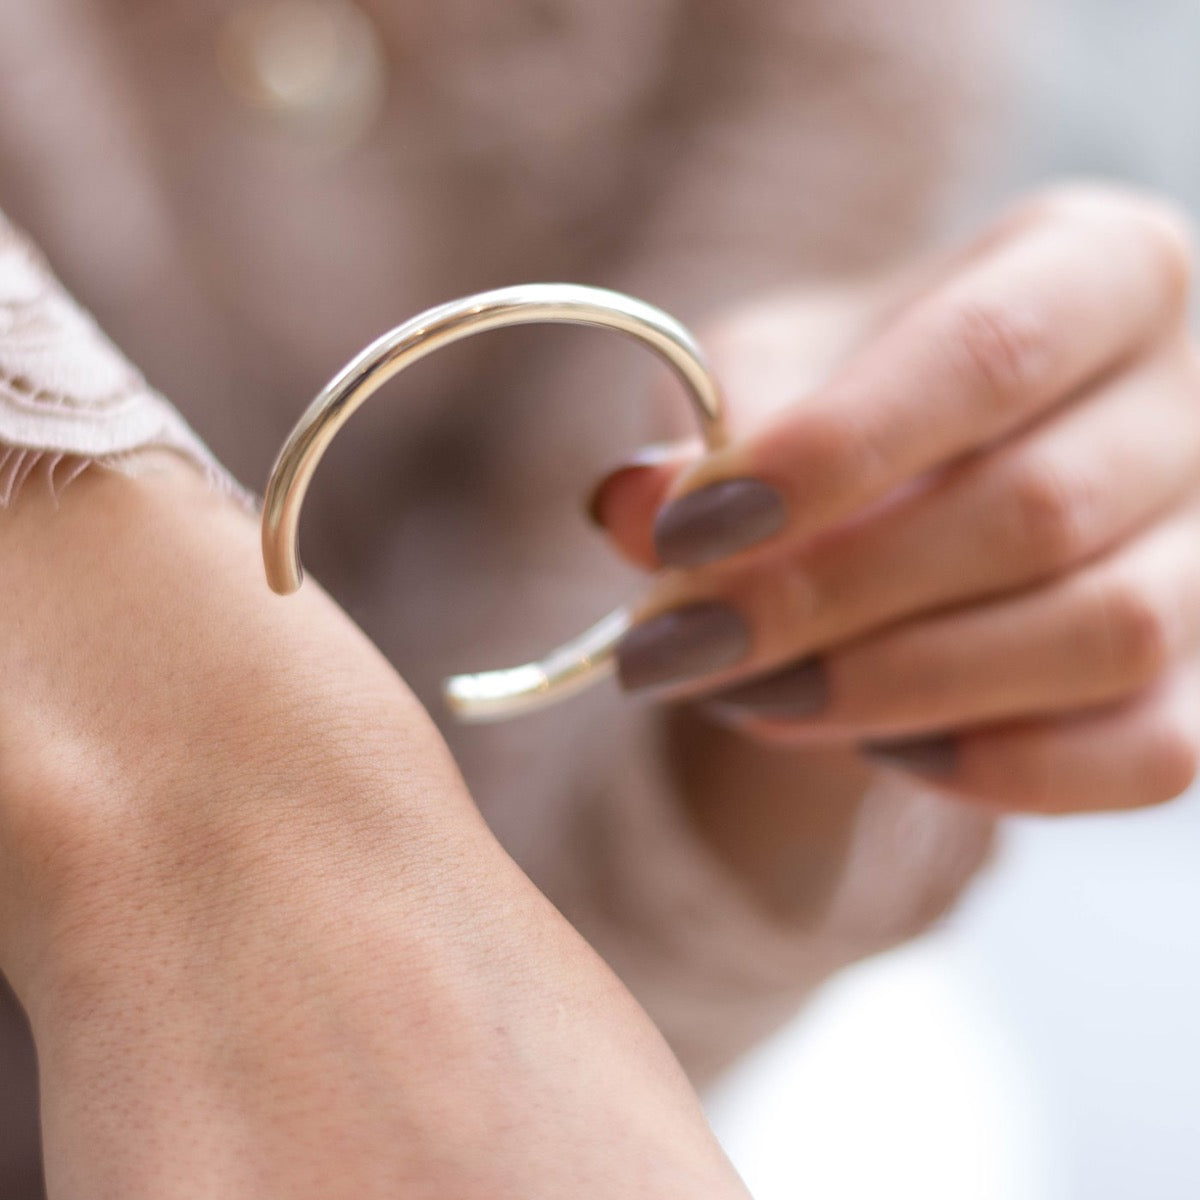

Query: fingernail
[585,441,695,528]
[861,736,958,778]
[709,660,828,719]
[654,479,787,567]
[617,602,750,692]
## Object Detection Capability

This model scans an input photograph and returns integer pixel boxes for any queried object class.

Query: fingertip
[586,443,694,569]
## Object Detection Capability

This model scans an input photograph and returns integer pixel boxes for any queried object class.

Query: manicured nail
[861,736,958,778]
[654,479,787,567]
[617,602,750,692]
[709,660,828,719]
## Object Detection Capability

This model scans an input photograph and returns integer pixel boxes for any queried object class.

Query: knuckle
[1092,579,1175,685]
[1027,181,1180,229]
[1029,184,1194,311]
[1001,456,1097,571]
[1130,202,1195,314]
[1023,181,1135,224]
[798,407,882,492]
[1143,714,1200,803]
[772,550,826,630]
[1001,185,1115,241]
[940,298,1051,404]
[796,408,857,471]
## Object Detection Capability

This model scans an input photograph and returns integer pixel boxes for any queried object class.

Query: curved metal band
[262,283,726,722]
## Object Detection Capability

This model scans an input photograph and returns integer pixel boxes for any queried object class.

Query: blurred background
[707,7,1200,1195]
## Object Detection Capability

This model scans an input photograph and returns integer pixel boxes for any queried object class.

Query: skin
[0,457,749,1199]
[597,185,1200,841]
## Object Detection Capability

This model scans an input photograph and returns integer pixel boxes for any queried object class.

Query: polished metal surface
[262,283,727,721]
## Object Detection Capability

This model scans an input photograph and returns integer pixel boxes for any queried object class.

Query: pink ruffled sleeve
[0,212,253,509]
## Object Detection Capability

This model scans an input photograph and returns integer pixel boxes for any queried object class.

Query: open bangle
[261,283,726,722]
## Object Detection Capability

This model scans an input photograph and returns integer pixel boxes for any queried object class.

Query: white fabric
[0,215,254,508]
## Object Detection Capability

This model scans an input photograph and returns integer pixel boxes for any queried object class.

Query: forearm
[0,461,746,1199]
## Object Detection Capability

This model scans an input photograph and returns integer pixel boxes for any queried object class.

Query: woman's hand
[0,459,747,1199]
[595,185,1200,815]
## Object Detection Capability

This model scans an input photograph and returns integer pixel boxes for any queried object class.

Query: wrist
[0,454,476,991]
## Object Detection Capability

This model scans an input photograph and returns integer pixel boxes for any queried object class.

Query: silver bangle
[262,283,726,722]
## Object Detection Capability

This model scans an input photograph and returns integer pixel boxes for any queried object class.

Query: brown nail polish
[617,602,750,692]
[861,736,958,778]
[654,479,786,567]
[710,660,828,719]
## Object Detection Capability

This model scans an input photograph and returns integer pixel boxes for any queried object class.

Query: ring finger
[861,665,1200,814]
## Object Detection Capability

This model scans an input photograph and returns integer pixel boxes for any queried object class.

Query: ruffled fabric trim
[0,214,256,510]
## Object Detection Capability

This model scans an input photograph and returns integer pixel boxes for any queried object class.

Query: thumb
[586,439,700,570]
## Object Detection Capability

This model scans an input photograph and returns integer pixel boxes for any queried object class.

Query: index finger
[654,189,1193,568]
